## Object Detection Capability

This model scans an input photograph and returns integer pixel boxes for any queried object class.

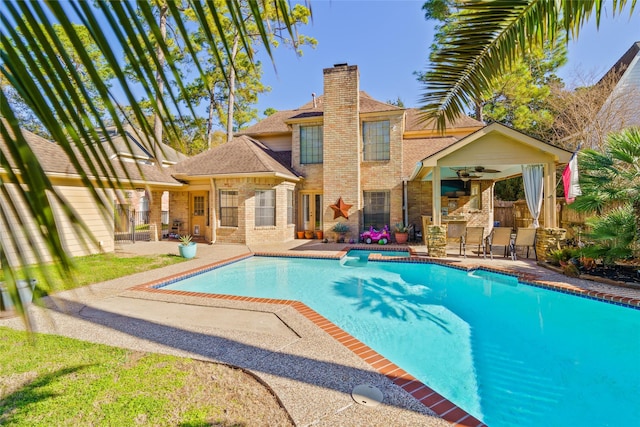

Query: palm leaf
[0,0,297,325]
[420,0,634,132]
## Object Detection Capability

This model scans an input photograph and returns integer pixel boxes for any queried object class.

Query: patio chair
[487,227,513,259]
[459,226,485,258]
[511,227,537,260]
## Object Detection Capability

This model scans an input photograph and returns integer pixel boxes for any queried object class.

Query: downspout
[403,179,409,227]
[210,178,217,244]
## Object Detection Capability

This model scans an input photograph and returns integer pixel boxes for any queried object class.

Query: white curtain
[522,164,544,228]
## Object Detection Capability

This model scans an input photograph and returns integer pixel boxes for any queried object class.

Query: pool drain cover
[351,384,383,407]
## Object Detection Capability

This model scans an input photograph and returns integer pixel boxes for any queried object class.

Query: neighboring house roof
[0,124,182,186]
[98,124,188,166]
[597,41,640,87]
[171,135,301,180]
[238,91,403,136]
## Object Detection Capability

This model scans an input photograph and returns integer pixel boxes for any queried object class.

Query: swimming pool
[159,255,640,426]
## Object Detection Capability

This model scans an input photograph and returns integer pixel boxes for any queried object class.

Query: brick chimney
[322,63,361,234]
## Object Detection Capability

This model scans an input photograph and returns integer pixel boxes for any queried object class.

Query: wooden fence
[494,199,590,237]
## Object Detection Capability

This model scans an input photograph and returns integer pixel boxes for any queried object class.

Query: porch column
[149,190,163,241]
[432,166,442,226]
[543,162,556,227]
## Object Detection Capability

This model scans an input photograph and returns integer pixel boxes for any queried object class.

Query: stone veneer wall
[322,64,361,235]
[535,228,567,262]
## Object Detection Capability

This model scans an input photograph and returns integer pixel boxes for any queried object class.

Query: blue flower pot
[178,242,197,259]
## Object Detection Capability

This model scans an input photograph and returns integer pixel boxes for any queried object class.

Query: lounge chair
[460,226,485,258]
[487,227,513,259]
[511,227,537,260]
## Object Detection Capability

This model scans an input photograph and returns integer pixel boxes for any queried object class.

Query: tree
[387,97,405,108]
[545,67,640,151]
[419,0,635,132]
[0,0,300,324]
[263,107,277,117]
[186,0,315,146]
[418,0,566,134]
[2,22,115,133]
[571,127,640,257]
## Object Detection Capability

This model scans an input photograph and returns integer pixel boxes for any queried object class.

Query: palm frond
[420,0,634,132]
[0,0,296,325]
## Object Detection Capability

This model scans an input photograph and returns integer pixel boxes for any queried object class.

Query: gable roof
[597,41,640,87]
[171,135,301,180]
[99,125,188,165]
[0,123,182,186]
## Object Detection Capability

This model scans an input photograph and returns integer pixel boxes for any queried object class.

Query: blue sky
[253,0,640,116]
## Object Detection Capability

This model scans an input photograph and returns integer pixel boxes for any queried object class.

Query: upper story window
[363,120,390,161]
[300,125,323,164]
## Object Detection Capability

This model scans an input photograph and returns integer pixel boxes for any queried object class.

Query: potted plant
[394,222,409,244]
[296,230,305,239]
[315,230,324,240]
[304,230,314,239]
[178,234,197,259]
[331,222,350,243]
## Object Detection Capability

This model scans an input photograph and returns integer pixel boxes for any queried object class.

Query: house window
[219,190,238,227]
[363,120,390,161]
[300,125,323,164]
[363,191,390,230]
[193,195,205,216]
[287,190,295,224]
[255,190,275,226]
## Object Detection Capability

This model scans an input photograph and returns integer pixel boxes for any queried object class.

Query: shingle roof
[238,91,403,136]
[402,136,460,177]
[0,123,181,185]
[99,125,188,165]
[171,135,300,179]
[404,109,484,132]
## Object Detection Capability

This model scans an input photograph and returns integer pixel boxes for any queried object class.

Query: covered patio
[406,123,573,258]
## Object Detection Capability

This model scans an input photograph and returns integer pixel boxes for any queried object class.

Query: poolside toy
[360,225,390,245]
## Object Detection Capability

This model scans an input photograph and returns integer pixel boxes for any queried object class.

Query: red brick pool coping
[131,248,640,427]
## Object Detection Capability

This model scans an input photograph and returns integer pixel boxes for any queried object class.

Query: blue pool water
[161,255,640,426]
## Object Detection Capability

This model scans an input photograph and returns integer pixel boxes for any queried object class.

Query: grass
[0,327,292,426]
[0,253,185,295]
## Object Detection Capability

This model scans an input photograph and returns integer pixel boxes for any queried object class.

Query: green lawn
[0,253,185,295]
[0,253,293,426]
[0,328,292,426]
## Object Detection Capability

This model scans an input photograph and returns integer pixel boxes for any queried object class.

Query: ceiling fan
[473,166,501,174]
[453,167,482,182]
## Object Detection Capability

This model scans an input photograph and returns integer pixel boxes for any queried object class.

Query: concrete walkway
[2,240,638,426]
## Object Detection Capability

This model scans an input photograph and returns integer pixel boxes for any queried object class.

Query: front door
[190,192,207,237]
[302,193,323,231]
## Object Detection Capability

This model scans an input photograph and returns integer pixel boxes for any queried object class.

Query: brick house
[169,64,572,245]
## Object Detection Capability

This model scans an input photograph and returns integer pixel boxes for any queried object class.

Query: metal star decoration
[329,196,352,219]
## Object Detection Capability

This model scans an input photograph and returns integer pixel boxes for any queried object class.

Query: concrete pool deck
[2,240,639,426]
